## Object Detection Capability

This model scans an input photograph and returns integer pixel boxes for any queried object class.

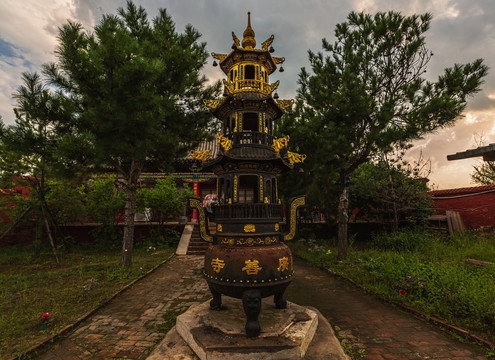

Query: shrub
[371,229,435,252]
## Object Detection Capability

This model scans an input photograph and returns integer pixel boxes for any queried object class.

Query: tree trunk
[41,202,59,264]
[389,174,399,232]
[120,160,143,267]
[337,183,349,260]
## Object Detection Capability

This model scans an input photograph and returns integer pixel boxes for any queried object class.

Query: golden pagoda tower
[189,12,306,338]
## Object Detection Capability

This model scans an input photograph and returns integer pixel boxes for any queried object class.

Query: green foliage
[84,176,125,245]
[0,141,29,189]
[44,181,86,227]
[351,151,434,226]
[136,178,192,248]
[85,176,125,226]
[371,229,434,252]
[0,72,84,258]
[1,73,83,181]
[137,178,194,224]
[471,161,495,185]
[290,229,495,341]
[138,227,181,249]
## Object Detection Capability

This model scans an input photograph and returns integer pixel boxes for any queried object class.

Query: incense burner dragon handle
[283,195,306,242]
[188,198,213,242]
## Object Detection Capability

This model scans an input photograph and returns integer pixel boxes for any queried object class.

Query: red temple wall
[428,185,495,229]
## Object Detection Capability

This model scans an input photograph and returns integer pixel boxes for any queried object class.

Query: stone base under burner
[147,297,349,360]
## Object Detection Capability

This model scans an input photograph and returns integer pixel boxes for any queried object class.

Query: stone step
[187,225,208,255]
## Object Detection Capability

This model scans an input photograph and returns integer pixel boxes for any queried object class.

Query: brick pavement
[286,259,488,360]
[36,256,208,360]
[35,255,489,359]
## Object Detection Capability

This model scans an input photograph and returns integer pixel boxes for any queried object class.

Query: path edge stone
[306,258,495,351]
[8,252,177,360]
[176,223,194,255]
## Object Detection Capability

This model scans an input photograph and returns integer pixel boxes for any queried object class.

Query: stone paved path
[37,256,209,360]
[35,255,489,359]
[286,259,488,360]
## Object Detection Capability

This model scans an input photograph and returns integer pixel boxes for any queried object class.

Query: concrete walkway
[35,256,488,359]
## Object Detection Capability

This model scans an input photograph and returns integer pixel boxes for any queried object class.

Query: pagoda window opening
[264,71,268,83]
[243,112,258,133]
[226,179,231,203]
[218,178,225,203]
[271,178,277,203]
[267,118,273,135]
[245,65,255,80]
[200,184,216,199]
[239,175,258,204]
[230,69,234,81]
[224,118,230,135]
[265,180,271,203]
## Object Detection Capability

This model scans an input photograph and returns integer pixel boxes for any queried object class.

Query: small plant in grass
[40,312,51,330]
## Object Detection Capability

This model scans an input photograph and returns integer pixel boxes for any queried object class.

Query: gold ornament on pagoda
[272,135,290,152]
[267,80,280,94]
[203,99,222,109]
[244,224,255,233]
[276,99,295,110]
[287,151,307,164]
[241,12,256,49]
[216,133,232,152]
[189,150,211,162]
[211,52,227,61]
[232,32,241,47]
[222,79,235,95]
[261,34,274,50]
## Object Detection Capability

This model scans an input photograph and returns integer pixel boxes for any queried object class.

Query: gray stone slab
[176,224,194,255]
[148,299,349,360]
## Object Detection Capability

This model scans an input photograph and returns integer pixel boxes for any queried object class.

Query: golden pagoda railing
[225,79,277,95]
[214,203,282,219]
[235,79,264,92]
[228,131,274,146]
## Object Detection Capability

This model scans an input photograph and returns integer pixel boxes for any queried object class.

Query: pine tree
[43,1,219,266]
[1,73,75,262]
[292,11,488,258]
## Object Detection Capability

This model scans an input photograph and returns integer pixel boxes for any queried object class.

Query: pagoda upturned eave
[201,150,293,174]
[212,94,285,120]
[212,47,284,76]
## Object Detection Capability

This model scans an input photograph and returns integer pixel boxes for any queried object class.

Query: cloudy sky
[1,0,494,189]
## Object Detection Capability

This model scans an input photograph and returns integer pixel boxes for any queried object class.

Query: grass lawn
[0,243,174,359]
[289,229,495,347]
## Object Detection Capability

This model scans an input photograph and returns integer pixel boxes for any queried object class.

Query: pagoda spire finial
[242,11,256,49]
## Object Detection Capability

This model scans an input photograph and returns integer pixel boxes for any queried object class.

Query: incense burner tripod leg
[242,289,262,337]
[274,290,287,309]
[209,286,222,310]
